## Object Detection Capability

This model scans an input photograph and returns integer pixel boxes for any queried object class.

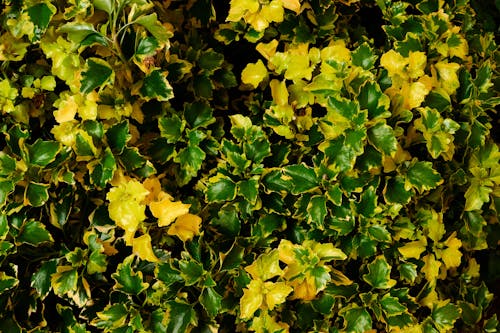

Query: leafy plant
[0,0,499,332]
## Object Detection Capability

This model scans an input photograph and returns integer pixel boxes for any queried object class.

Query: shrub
[0,0,499,332]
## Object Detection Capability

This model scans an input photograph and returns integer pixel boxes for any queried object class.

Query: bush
[0,0,499,331]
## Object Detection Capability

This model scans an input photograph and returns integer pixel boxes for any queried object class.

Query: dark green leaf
[398,263,418,283]
[25,182,50,207]
[28,139,60,166]
[432,301,461,331]
[184,101,215,129]
[90,148,116,188]
[31,259,57,299]
[368,122,397,155]
[198,50,224,71]
[111,256,149,294]
[59,23,103,44]
[387,313,415,329]
[0,181,14,207]
[165,301,195,333]
[156,262,183,286]
[136,37,159,56]
[158,114,184,143]
[120,147,146,171]
[406,161,442,193]
[212,206,240,237]
[0,215,8,239]
[193,74,213,99]
[27,3,56,40]
[179,260,204,286]
[340,306,373,333]
[358,82,390,119]
[307,195,327,228]
[51,266,78,296]
[352,43,378,69]
[199,287,223,317]
[81,58,113,94]
[262,169,293,193]
[106,120,129,153]
[0,153,16,176]
[93,304,128,329]
[0,272,18,293]
[380,295,407,315]
[363,256,396,289]
[220,244,245,270]
[206,177,237,202]
[384,176,413,204]
[283,164,319,194]
[358,187,377,217]
[237,178,259,204]
[75,133,96,157]
[140,70,173,101]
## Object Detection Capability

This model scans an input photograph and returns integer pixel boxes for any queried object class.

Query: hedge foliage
[0,0,499,332]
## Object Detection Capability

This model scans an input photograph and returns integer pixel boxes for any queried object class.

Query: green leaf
[90,148,116,188]
[106,120,129,153]
[135,37,159,56]
[358,187,377,217]
[27,3,56,40]
[352,43,378,70]
[165,301,196,333]
[31,259,57,299]
[28,139,60,166]
[0,317,22,333]
[363,256,397,289]
[25,182,50,207]
[140,70,173,101]
[368,123,397,155]
[51,266,78,296]
[380,294,407,316]
[307,195,327,228]
[198,50,224,71]
[340,306,373,333]
[59,23,103,45]
[93,304,128,330]
[237,178,259,204]
[220,243,245,270]
[432,301,461,331]
[398,263,418,283]
[212,207,241,237]
[465,180,492,211]
[458,301,481,326]
[175,144,206,183]
[17,220,53,245]
[0,272,18,293]
[158,114,184,143]
[184,101,215,129]
[81,58,113,94]
[156,262,183,286]
[193,74,213,99]
[368,225,391,242]
[282,164,319,194]
[0,215,8,239]
[93,0,113,14]
[111,255,149,294]
[199,287,223,317]
[120,147,146,171]
[75,132,96,157]
[179,260,204,286]
[136,14,171,44]
[0,181,14,207]
[206,177,237,202]
[358,82,391,119]
[406,161,443,193]
[387,313,415,329]
[0,152,16,176]
[384,176,413,204]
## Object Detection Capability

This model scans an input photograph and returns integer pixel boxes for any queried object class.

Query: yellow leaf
[260,0,285,25]
[245,250,283,281]
[143,177,162,204]
[107,179,149,234]
[308,241,347,260]
[398,238,427,259]
[51,121,78,147]
[278,239,297,265]
[435,61,460,95]
[132,234,159,262]
[407,51,427,79]
[149,192,190,227]
[264,281,292,310]
[227,0,259,22]
[240,279,264,319]
[256,39,279,60]
[419,282,439,309]
[402,81,430,109]
[167,213,201,242]
[320,42,351,65]
[282,0,301,13]
[426,209,445,243]
[439,232,462,269]
[270,79,289,106]
[422,254,441,281]
[380,50,408,79]
[291,275,317,300]
[241,60,268,88]
[54,93,78,123]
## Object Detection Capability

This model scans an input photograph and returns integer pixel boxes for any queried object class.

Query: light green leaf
[432,301,461,331]
[93,0,113,14]
[136,14,171,44]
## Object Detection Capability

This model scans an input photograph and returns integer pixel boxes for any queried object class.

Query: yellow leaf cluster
[227,0,301,32]
[240,279,292,319]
